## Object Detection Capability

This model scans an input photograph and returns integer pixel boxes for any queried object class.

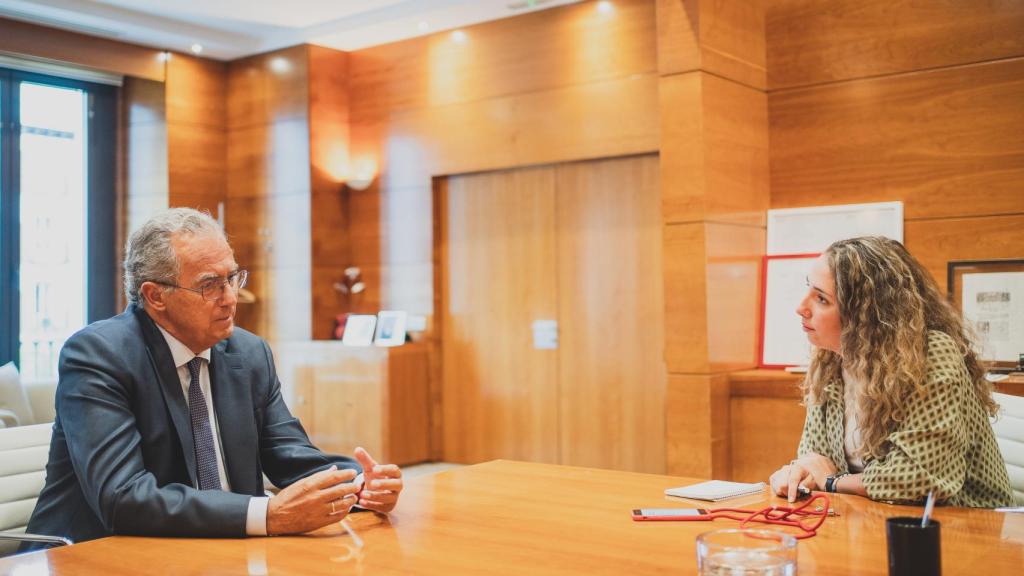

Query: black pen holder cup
[886,517,941,576]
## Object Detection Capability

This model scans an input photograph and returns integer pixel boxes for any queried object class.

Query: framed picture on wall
[948,259,1024,366]
[374,310,407,347]
[759,253,819,368]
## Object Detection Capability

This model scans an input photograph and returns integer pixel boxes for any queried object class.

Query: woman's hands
[769,453,838,502]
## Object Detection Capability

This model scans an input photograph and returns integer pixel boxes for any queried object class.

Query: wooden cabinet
[275,342,430,466]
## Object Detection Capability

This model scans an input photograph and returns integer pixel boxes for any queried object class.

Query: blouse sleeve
[861,334,971,503]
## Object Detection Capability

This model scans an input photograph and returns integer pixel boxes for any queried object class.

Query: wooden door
[440,154,664,472]
[441,167,560,464]
[556,155,665,473]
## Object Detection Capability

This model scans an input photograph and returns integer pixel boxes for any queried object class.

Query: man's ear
[139,281,169,312]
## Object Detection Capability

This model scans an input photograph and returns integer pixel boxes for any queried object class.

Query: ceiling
[0,0,583,60]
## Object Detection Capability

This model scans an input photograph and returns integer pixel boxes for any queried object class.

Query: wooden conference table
[2,460,1022,575]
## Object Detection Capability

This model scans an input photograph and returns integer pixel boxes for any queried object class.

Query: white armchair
[0,422,70,556]
[992,392,1024,506]
[0,362,57,427]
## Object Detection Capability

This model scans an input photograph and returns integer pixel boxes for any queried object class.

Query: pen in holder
[886,492,940,576]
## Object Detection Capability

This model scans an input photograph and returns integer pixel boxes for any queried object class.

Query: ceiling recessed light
[451,30,467,43]
[597,1,613,14]
[157,52,171,62]
[418,21,429,31]
[190,43,203,54]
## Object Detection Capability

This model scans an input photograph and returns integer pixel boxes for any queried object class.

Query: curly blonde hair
[802,236,998,461]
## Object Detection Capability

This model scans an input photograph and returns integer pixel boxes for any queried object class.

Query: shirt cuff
[246,496,270,536]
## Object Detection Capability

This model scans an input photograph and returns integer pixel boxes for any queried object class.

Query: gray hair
[123,208,226,307]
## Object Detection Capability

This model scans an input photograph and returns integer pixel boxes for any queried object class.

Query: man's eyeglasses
[151,270,248,302]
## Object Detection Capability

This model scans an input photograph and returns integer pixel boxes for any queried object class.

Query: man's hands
[264,448,404,535]
[266,466,360,535]
[769,452,838,502]
[354,446,403,514]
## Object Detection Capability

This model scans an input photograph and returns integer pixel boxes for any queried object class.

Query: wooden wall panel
[662,223,710,374]
[373,74,660,188]
[0,17,165,81]
[663,221,766,375]
[166,55,227,128]
[702,73,769,225]
[770,58,1024,220]
[122,78,168,235]
[226,47,312,341]
[655,0,766,89]
[658,72,705,224]
[308,45,351,339]
[348,0,661,318]
[906,215,1024,289]
[705,222,765,371]
[665,374,730,478]
[660,70,769,226]
[729,396,804,483]
[556,155,665,473]
[349,0,656,118]
[441,167,560,465]
[766,0,1024,90]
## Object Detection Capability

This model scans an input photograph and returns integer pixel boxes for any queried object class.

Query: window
[0,69,117,379]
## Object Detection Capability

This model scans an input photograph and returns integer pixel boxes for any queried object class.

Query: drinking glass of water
[696,529,797,575]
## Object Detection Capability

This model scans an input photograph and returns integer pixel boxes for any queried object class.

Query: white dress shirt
[157,325,270,535]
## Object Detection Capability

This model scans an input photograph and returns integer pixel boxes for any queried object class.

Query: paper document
[665,480,766,502]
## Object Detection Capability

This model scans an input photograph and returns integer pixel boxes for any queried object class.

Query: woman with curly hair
[768,236,1013,507]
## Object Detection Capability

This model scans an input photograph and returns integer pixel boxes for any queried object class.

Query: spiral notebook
[664,480,766,502]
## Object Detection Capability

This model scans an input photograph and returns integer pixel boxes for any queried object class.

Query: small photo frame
[947,259,1024,366]
[374,310,407,347]
[341,314,377,347]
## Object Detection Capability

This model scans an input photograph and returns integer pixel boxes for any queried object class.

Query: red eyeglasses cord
[697,493,833,539]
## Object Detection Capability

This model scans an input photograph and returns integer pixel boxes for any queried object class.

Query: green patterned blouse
[797,331,1014,508]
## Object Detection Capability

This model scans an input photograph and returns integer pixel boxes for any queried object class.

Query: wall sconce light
[344,158,377,191]
[333,266,366,295]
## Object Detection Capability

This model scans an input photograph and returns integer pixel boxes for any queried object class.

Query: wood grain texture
[905,214,1024,289]
[284,344,430,465]
[373,74,660,186]
[308,45,352,339]
[656,0,766,89]
[0,16,165,81]
[225,46,314,340]
[227,46,309,130]
[555,155,666,473]
[349,0,656,117]
[660,72,769,226]
[729,368,803,399]
[6,460,1024,575]
[168,123,226,208]
[705,222,765,371]
[384,345,431,465]
[665,374,731,479]
[767,0,1024,90]
[122,78,168,235]
[730,396,805,483]
[770,58,1024,220]
[658,72,705,223]
[165,54,227,129]
[441,167,560,465]
[662,222,710,374]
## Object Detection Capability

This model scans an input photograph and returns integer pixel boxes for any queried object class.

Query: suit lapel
[210,341,261,496]
[135,305,198,486]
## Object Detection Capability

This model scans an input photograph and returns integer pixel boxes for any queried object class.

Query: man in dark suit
[24,208,403,548]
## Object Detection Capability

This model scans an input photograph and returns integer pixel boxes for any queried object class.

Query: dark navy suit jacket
[23,304,359,549]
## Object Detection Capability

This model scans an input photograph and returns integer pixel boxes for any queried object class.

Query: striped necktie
[186,357,221,490]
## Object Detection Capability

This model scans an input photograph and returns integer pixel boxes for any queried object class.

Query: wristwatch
[825,472,849,493]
